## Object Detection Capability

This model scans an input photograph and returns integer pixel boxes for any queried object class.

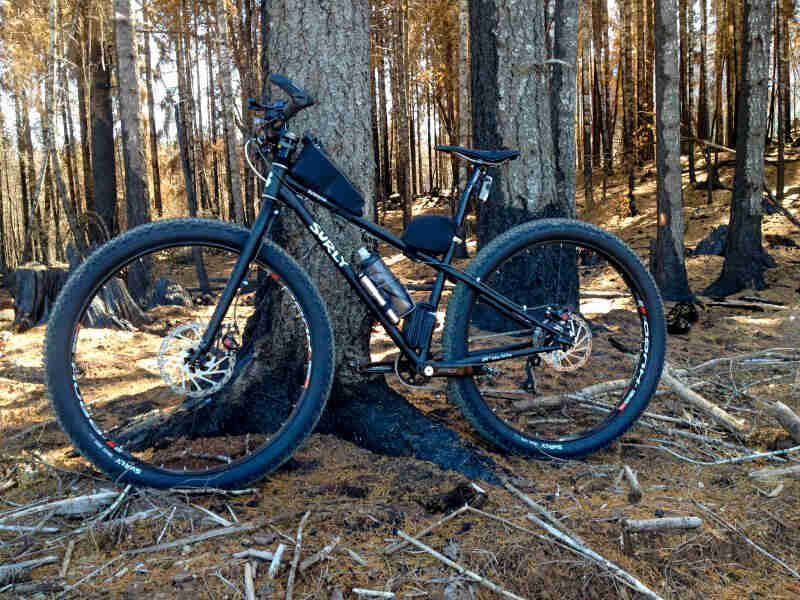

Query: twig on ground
[244,562,256,600]
[524,514,663,600]
[346,548,368,566]
[396,530,527,600]
[661,366,747,433]
[60,540,75,577]
[191,503,233,527]
[170,488,257,496]
[622,466,642,504]
[0,480,16,493]
[0,524,59,533]
[352,589,395,598]
[286,511,310,600]
[503,479,585,545]
[93,484,132,522]
[383,505,469,554]
[56,554,124,598]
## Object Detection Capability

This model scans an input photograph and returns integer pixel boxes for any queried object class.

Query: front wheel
[443,219,665,459]
[45,219,334,489]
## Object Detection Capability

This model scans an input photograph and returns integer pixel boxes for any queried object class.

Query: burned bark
[109,0,498,484]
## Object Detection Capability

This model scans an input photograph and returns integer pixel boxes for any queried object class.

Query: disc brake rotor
[158,322,236,398]
[543,312,592,372]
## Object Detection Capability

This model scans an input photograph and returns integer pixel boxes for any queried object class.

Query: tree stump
[11,264,69,332]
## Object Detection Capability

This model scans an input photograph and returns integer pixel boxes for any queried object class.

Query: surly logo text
[310,222,348,268]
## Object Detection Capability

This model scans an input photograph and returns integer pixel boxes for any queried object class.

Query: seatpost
[453,167,484,229]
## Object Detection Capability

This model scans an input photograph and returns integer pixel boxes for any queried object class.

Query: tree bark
[705,0,775,296]
[470,0,559,246]
[652,0,691,301]
[113,0,498,482]
[457,0,471,190]
[697,0,709,141]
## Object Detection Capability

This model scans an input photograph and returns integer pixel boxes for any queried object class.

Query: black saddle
[435,145,520,165]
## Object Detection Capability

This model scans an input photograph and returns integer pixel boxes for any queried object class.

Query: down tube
[278,186,420,364]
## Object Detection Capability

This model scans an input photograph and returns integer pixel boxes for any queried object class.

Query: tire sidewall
[443,219,666,458]
[45,219,334,489]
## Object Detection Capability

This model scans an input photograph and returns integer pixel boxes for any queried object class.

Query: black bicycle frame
[199,142,571,375]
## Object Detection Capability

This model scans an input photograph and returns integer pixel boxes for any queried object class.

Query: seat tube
[454,167,484,228]
[198,163,285,353]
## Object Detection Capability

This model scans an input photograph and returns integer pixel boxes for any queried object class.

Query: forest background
[1,0,800,598]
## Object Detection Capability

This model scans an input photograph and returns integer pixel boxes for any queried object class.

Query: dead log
[11,263,69,331]
[765,402,800,443]
[0,490,117,522]
[749,464,800,480]
[661,367,748,433]
[623,517,702,532]
[0,556,58,586]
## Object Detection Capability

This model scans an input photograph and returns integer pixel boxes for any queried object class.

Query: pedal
[357,361,395,374]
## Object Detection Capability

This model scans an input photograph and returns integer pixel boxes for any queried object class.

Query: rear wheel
[45,219,334,489]
[443,219,665,459]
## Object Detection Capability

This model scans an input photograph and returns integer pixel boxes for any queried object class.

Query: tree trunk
[90,37,118,242]
[143,23,163,217]
[113,0,497,482]
[378,19,391,215]
[217,0,245,224]
[652,0,691,301]
[705,0,775,296]
[471,0,559,246]
[393,0,411,228]
[621,0,636,216]
[115,0,152,296]
[580,2,593,212]
[697,0,709,141]
[551,0,578,218]
[13,94,33,263]
[458,0,471,190]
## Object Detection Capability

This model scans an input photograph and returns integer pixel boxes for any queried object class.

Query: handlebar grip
[269,74,314,109]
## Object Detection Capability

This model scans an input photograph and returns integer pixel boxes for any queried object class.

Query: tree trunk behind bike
[113,0,497,483]
[469,0,576,321]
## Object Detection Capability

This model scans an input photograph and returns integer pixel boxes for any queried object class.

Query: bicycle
[45,75,666,489]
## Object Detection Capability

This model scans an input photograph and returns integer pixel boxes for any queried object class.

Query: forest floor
[1,150,800,599]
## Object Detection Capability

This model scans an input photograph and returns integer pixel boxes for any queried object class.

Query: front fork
[195,162,287,357]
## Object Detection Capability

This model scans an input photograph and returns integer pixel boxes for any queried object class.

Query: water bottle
[356,248,414,324]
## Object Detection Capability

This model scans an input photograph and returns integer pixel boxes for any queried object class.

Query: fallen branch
[0,555,58,586]
[396,530,527,600]
[748,464,800,480]
[661,366,748,433]
[56,554,124,598]
[127,518,266,555]
[299,536,339,572]
[622,465,642,504]
[285,511,310,600]
[0,490,117,522]
[384,505,469,554]
[244,562,256,600]
[525,514,664,600]
[765,401,800,443]
[694,501,800,580]
[353,589,395,598]
[623,517,702,532]
[0,480,16,493]
[234,549,275,561]
[503,479,585,545]
[93,484,132,522]
[0,524,59,533]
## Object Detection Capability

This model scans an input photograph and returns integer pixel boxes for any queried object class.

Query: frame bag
[289,137,365,217]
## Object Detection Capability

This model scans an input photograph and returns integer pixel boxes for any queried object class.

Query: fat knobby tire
[442,219,666,459]
[45,219,335,489]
